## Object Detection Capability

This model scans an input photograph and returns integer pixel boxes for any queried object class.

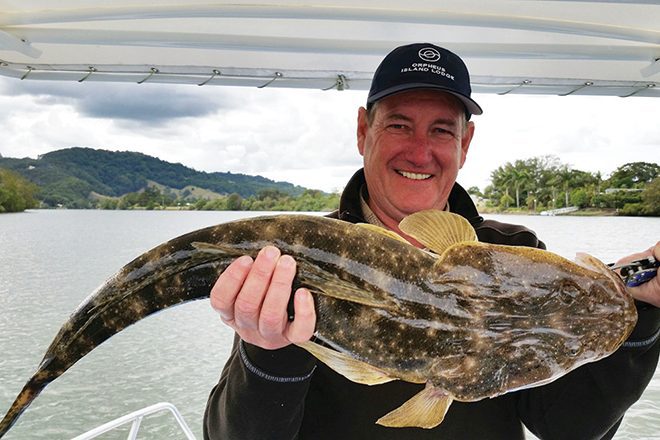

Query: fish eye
[565,341,581,357]
[555,279,582,305]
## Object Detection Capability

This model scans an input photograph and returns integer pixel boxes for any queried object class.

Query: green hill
[0,147,307,208]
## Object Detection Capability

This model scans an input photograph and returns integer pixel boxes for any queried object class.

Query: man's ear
[357,106,368,156]
[459,120,475,168]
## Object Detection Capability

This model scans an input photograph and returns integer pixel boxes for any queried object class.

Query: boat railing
[70,401,197,440]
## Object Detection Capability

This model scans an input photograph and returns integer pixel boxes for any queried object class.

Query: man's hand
[210,246,316,350]
[615,241,660,307]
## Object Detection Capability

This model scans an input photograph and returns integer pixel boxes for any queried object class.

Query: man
[204,43,660,439]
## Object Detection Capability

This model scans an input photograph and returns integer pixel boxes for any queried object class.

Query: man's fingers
[210,255,253,323]
[615,241,659,266]
[210,247,314,350]
[234,246,280,330]
[259,255,297,337]
[620,242,660,307]
[286,288,316,344]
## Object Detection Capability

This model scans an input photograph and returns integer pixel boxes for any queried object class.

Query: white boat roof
[1,0,658,97]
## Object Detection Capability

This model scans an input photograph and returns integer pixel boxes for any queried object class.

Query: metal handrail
[71,402,197,440]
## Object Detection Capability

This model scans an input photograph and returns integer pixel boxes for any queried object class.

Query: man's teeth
[399,171,432,180]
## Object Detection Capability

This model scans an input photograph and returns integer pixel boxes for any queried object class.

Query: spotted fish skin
[314,241,637,401]
[0,213,637,436]
[0,214,432,436]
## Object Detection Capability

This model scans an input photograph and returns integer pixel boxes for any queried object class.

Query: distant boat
[540,207,580,216]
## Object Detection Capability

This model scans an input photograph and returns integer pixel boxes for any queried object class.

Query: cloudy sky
[0,76,658,193]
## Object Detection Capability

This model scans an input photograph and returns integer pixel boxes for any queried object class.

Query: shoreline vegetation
[1,152,658,217]
[0,168,39,214]
[14,207,624,217]
[477,207,619,217]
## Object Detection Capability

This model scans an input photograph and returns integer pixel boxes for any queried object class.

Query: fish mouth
[397,170,433,181]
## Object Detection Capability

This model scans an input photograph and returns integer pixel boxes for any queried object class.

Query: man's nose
[404,132,433,165]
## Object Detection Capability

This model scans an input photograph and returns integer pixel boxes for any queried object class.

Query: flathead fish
[0,210,637,435]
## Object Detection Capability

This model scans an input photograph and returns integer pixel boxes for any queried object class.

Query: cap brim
[367,83,483,116]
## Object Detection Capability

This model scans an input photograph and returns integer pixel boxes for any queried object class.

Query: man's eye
[388,124,408,130]
[433,127,455,137]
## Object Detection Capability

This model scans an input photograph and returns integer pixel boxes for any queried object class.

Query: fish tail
[0,219,279,436]
[0,374,48,438]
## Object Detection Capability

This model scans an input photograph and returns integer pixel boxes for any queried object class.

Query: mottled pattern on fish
[0,213,637,436]
[0,215,425,435]
[314,242,636,400]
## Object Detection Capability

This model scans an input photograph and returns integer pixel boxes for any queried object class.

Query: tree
[570,188,590,208]
[490,156,559,209]
[226,193,243,210]
[466,186,483,198]
[641,177,660,215]
[498,163,526,208]
[607,162,660,189]
[486,156,606,212]
[499,192,514,209]
[257,188,290,200]
[0,168,39,212]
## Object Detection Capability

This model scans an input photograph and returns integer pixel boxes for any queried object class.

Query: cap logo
[418,47,441,62]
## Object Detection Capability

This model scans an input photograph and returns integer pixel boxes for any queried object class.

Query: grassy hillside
[0,147,307,207]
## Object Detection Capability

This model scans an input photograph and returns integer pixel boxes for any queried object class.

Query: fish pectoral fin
[575,252,607,272]
[297,261,400,312]
[399,210,477,255]
[376,382,453,429]
[356,223,409,244]
[575,252,628,293]
[575,252,616,278]
[296,340,395,385]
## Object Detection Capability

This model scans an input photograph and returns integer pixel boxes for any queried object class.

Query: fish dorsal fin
[296,340,395,385]
[356,223,409,244]
[399,210,477,255]
[376,382,453,429]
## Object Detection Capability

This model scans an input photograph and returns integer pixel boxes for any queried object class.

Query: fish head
[573,253,638,350]
[520,256,638,375]
[424,244,640,399]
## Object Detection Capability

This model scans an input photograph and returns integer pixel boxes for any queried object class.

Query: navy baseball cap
[367,43,482,117]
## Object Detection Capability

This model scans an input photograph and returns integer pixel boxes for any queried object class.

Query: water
[0,210,658,439]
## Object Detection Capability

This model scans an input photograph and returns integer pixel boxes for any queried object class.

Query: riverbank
[479,207,621,216]
[5,207,656,218]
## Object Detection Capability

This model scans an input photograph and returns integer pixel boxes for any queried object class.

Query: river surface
[0,210,658,439]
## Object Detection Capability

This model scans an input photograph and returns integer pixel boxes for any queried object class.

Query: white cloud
[0,76,658,193]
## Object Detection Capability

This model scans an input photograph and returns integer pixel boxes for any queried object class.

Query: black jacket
[204,169,660,440]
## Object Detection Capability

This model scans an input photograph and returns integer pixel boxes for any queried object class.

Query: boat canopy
[1,0,658,97]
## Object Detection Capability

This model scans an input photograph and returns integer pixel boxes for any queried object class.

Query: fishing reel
[609,257,659,288]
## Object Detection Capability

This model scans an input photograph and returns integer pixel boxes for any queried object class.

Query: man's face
[357,89,475,229]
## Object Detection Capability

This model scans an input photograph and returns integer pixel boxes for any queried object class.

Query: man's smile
[397,170,433,180]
